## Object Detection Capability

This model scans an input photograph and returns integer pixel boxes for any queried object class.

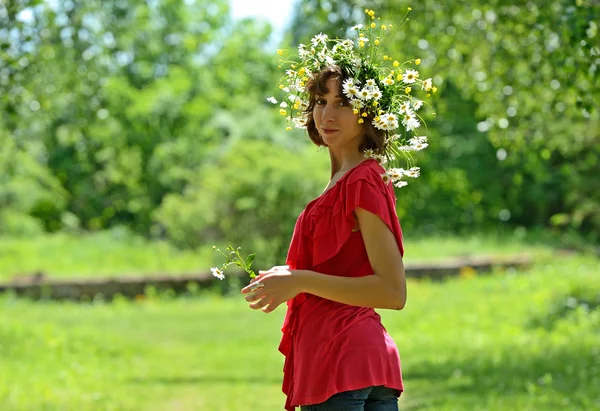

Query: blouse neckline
[306,158,377,208]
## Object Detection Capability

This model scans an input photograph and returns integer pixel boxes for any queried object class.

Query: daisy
[407,167,420,178]
[211,267,225,280]
[383,76,395,86]
[394,180,408,188]
[266,97,277,104]
[422,78,433,91]
[409,136,428,145]
[399,102,410,113]
[365,79,377,87]
[370,86,382,100]
[403,69,419,83]
[345,86,360,99]
[311,33,328,47]
[381,172,392,185]
[358,87,372,100]
[413,100,423,110]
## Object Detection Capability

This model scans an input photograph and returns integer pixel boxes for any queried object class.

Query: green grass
[1,254,599,410]
[0,230,555,281]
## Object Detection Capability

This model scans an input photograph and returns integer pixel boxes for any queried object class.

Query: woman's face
[312,77,364,151]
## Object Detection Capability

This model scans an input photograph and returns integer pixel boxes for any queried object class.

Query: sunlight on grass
[0,231,555,280]
[1,255,598,410]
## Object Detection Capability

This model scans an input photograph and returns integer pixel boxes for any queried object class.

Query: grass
[0,230,555,281]
[1,254,599,410]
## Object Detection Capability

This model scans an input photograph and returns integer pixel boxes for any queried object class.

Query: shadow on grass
[402,343,599,409]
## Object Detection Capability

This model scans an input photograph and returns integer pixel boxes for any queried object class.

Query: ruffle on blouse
[308,160,399,268]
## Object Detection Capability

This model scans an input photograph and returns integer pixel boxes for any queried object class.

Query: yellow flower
[397,74,403,81]
[388,24,393,28]
[368,10,375,17]
[371,22,376,28]
[277,49,283,55]
[375,39,380,46]
[432,86,438,93]
[291,64,296,69]
[381,25,387,30]
[426,93,431,98]
[298,68,305,75]
[362,112,368,117]
[408,7,412,11]
[359,41,365,48]
[372,101,378,106]
[405,86,412,93]
[393,60,400,67]
[358,118,365,124]
[415,59,421,65]
[286,126,292,131]
[279,85,284,89]
[294,103,300,110]
[383,55,389,60]
[279,109,286,115]
[374,116,380,121]
[353,109,359,114]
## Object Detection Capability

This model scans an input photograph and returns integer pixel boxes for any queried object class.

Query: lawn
[1,254,598,410]
[0,230,554,281]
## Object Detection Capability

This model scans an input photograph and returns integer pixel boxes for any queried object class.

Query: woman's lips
[321,128,339,134]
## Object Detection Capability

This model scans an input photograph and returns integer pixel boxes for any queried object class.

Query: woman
[241,9,434,410]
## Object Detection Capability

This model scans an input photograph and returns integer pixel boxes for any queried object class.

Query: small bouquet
[211,244,256,280]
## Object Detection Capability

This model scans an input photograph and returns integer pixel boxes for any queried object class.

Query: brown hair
[304,65,386,154]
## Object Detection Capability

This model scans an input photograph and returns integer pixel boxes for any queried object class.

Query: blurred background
[0,0,598,410]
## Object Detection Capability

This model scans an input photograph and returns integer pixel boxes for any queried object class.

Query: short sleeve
[310,161,404,267]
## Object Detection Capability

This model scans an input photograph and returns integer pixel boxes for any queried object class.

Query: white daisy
[403,69,419,84]
[211,267,225,280]
[365,79,377,87]
[381,172,392,185]
[405,117,421,131]
[280,102,288,108]
[363,149,375,158]
[370,86,382,100]
[422,78,433,91]
[311,33,328,47]
[409,136,428,145]
[407,167,420,178]
[351,99,364,109]
[346,87,360,99]
[413,100,423,110]
[394,180,408,188]
[383,76,395,86]
[399,102,410,114]
[358,87,372,100]
[351,24,364,31]
[266,96,277,104]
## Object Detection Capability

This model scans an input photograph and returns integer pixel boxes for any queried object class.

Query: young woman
[241,65,407,411]
[240,9,434,409]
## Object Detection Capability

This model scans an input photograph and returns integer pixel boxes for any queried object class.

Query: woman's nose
[321,104,335,122]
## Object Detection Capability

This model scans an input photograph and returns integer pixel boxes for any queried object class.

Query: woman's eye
[316,98,326,105]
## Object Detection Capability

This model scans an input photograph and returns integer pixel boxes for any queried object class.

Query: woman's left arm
[242,206,406,313]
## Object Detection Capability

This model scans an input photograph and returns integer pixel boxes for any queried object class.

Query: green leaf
[246,253,256,268]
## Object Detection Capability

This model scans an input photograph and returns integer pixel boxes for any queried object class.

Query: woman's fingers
[245,291,266,303]
[249,296,272,311]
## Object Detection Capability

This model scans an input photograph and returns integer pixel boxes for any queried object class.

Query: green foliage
[1,0,598,254]
[154,139,330,266]
[288,0,600,238]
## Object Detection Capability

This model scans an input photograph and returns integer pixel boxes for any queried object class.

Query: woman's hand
[240,265,302,313]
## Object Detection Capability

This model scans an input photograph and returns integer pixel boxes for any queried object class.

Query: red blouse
[279,158,405,410]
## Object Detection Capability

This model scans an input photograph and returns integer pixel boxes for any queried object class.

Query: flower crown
[268,8,437,188]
